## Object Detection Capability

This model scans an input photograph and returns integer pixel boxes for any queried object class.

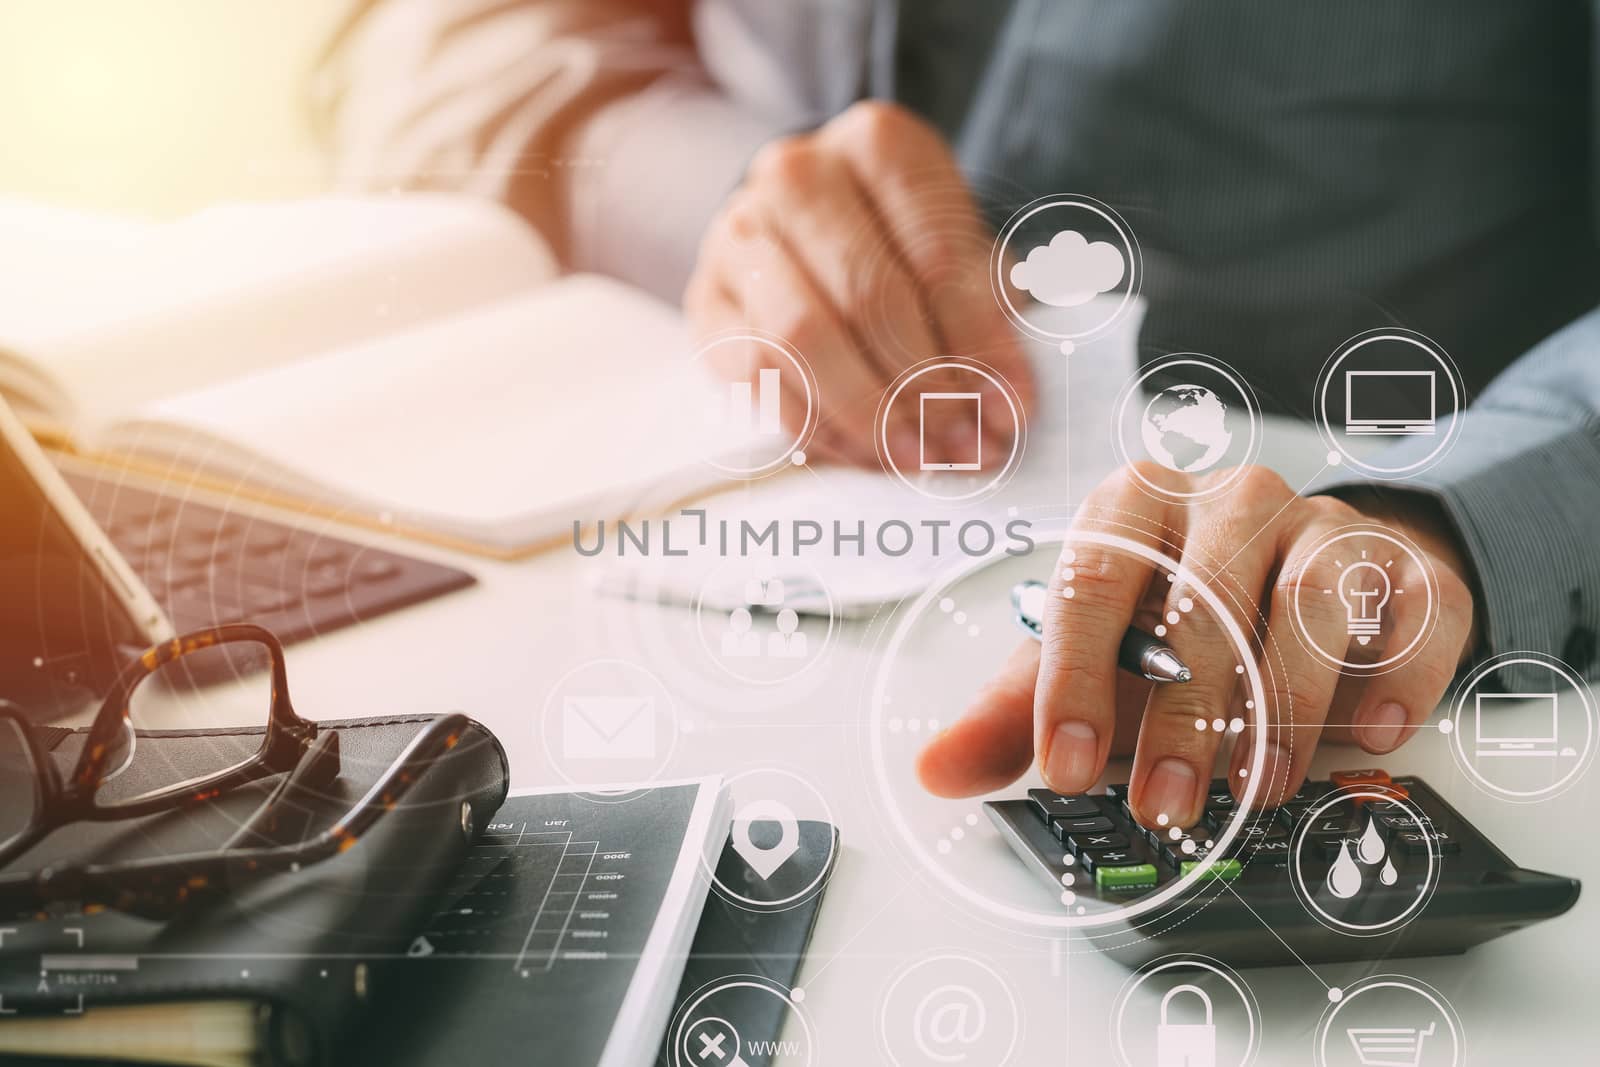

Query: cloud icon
[1009,229,1126,307]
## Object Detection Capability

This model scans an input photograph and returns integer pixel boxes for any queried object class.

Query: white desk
[236,395,1597,1067]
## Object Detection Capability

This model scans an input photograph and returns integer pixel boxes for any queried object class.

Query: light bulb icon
[1337,556,1391,646]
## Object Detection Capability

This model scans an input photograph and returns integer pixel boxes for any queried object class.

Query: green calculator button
[1095,863,1159,891]
[1181,858,1243,882]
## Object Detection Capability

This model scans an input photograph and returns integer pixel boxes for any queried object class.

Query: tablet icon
[920,391,983,471]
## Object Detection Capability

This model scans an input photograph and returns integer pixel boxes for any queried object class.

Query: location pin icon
[730,799,801,881]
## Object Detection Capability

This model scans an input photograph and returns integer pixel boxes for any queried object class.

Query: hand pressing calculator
[986,768,1580,968]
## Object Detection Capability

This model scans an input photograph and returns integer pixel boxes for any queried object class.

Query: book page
[0,194,557,434]
[96,274,738,552]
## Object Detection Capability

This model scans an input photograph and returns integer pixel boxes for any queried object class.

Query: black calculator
[985,768,1580,967]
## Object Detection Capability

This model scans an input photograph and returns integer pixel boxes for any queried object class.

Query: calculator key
[1180,858,1243,882]
[1049,816,1115,841]
[1094,863,1159,892]
[1307,815,1354,837]
[1355,783,1409,808]
[1027,790,1103,822]
[1331,768,1392,792]
[1377,814,1433,835]
[1398,830,1461,855]
[1068,831,1129,854]
[1316,835,1362,861]
[1241,839,1293,865]
[1203,789,1237,813]
[1161,839,1208,867]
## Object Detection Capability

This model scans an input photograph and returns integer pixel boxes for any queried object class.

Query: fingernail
[1141,757,1199,825]
[1044,720,1099,793]
[1357,702,1409,753]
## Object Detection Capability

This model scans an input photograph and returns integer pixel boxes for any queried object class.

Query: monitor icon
[919,392,983,471]
[1475,692,1560,758]
[1344,370,1436,436]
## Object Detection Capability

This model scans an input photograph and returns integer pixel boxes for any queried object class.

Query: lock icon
[1156,984,1215,1067]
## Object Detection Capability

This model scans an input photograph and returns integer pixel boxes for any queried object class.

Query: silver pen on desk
[1011,579,1193,684]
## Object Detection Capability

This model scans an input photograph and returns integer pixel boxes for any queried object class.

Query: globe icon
[1141,384,1232,472]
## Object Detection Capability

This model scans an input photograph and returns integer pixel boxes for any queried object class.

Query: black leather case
[0,714,509,1067]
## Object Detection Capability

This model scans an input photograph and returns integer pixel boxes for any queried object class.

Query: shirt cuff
[565,77,780,302]
[1314,410,1600,688]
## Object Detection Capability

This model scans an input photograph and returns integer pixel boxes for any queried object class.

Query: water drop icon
[1327,840,1362,899]
[1379,857,1398,886]
[1357,817,1387,865]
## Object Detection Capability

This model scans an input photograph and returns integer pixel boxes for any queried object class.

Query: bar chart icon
[723,367,783,435]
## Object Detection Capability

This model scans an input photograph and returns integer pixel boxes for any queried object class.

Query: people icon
[721,607,762,658]
[766,608,808,659]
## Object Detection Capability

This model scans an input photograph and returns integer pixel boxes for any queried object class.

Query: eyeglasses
[0,623,468,918]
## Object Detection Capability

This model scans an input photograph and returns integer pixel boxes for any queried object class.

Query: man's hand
[916,463,1478,828]
[684,101,1033,467]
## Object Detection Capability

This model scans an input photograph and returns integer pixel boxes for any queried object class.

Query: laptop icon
[1475,692,1559,758]
[1344,369,1436,435]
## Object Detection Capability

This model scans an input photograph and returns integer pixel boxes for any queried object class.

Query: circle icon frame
[1312,975,1462,1067]
[873,357,1028,503]
[704,767,839,913]
[877,953,1024,1067]
[1110,353,1264,504]
[689,329,818,479]
[537,657,680,804]
[991,193,1143,351]
[1286,785,1441,937]
[1110,953,1261,1067]
[1447,651,1598,803]
[1286,525,1440,676]
[1314,329,1464,480]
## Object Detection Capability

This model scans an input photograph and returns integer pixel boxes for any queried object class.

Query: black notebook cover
[0,713,509,1067]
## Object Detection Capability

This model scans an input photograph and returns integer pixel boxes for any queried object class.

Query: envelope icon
[563,696,656,760]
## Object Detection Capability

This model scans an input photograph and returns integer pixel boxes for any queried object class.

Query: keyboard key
[1180,858,1243,882]
[1027,790,1102,822]
[1094,863,1159,892]
[1077,848,1138,872]
[1068,831,1129,855]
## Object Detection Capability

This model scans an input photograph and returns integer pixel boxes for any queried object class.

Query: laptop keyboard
[61,466,475,644]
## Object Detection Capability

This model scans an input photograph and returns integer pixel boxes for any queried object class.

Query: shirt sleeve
[1315,308,1600,687]
[311,0,778,299]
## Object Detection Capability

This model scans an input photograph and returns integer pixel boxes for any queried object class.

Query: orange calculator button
[1330,768,1392,792]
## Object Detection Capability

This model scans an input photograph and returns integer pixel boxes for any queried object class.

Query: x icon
[697,1033,727,1061]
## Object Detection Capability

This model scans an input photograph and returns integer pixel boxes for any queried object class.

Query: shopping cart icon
[1346,1021,1436,1067]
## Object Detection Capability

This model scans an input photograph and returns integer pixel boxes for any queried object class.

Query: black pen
[1011,579,1193,683]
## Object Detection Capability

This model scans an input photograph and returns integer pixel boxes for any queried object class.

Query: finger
[821,103,1036,413]
[1345,553,1474,755]
[1035,465,1174,794]
[1230,505,1362,807]
[1128,480,1291,827]
[917,640,1040,798]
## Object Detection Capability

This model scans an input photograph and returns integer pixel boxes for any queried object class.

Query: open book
[0,196,748,558]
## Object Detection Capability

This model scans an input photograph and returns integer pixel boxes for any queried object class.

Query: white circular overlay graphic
[1287,786,1441,937]
[1448,651,1598,802]
[874,357,1028,503]
[1314,329,1464,479]
[692,558,837,687]
[1111,353,1263,503]
[1287,525,1438,676]
[866,530,1270,932]
[1111,954,1260,1067]
[704,768,838,913]
[538,658,679,802]
[689,329,818,478]
[991,194,1142,353]
[669,977,815,1067]
[1313,976,1462,1067]
[878,954,1023,1067]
